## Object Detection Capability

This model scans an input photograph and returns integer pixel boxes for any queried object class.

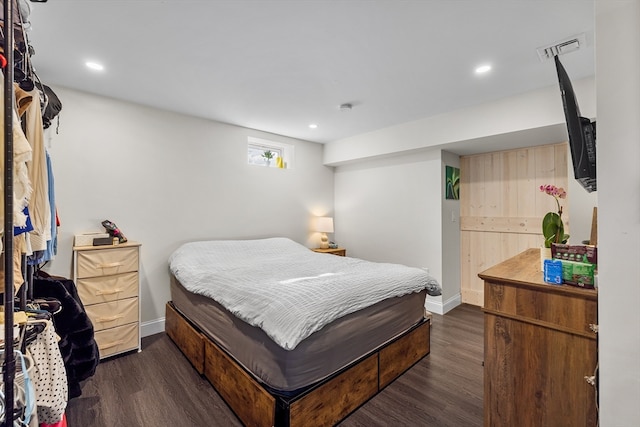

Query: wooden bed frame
[165,301,430,427]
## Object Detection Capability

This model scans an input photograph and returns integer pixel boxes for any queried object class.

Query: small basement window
[248,137,294,168]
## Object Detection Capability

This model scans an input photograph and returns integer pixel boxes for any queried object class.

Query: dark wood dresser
[478,248,598,427]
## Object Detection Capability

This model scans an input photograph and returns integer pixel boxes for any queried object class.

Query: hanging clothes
[25,319,68,424]
[0,77,33,231]
[2,3,62,425]
[41,150,57,263]
[14,84,52,260]
[0,76,34,294]
[40,413,67,427]
[0,350,38,427]
[32,274,99,399]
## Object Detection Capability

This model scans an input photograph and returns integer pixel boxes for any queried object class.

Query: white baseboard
[425,293,462,315]
[141,317,165,338]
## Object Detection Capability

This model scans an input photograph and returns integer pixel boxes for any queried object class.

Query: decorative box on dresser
[73,241,142,359]
[478,248,598,427]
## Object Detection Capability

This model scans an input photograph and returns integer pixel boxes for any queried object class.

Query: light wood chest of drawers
[73,241,141,359]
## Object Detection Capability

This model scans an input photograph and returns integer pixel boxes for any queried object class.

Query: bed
[165,237,440,427]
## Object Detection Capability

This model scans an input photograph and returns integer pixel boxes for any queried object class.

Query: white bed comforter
[169,238,440,350]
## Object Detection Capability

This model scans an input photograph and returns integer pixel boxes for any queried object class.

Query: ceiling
[23,0,595,145]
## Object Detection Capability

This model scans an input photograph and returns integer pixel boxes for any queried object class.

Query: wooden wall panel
[460,143,568,306]
[460,156,471,218]
[503,150,518,216]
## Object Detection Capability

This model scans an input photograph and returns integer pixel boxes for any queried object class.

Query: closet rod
[2,0,16,425]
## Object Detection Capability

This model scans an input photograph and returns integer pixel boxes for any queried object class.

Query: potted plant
[540,184,569,247]
[539,184,569,269]
[262,150,275,166]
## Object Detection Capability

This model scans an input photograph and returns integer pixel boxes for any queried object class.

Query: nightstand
[73,241,141,359]
[312,247,346,256]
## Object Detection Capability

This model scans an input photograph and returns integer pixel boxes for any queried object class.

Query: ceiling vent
[536,33,587,61]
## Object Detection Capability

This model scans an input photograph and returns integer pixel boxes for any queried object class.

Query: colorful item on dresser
[101,219,127,244]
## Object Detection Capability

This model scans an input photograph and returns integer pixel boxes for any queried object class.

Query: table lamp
[315,217,334,249]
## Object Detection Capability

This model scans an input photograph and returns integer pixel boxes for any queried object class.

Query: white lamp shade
[315,217,334,233]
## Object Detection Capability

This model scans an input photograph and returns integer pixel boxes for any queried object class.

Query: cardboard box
[551,243,597,266]
[561,260,596,289]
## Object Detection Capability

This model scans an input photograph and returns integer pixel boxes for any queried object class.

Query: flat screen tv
[554,55,596,192]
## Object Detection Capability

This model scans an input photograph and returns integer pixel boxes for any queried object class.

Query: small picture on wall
[446,166,460,200]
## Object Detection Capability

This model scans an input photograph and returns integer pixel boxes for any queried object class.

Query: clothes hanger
[29,297,61,315]
[23,306,51,322]
[13,3,35,91]
[21,319,49,351]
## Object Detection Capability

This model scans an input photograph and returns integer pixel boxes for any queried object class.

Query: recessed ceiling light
[475,64,492,74]
[85,61,105,71]
[309,124,318,129]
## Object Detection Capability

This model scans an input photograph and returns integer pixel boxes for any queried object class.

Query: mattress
[169,237,440,350]
[171,274,427,393]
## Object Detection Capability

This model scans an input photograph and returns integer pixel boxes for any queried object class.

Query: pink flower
[540,184,569,247]
[540,184,566,199]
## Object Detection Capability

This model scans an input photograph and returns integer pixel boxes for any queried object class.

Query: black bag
[41,84,62,129]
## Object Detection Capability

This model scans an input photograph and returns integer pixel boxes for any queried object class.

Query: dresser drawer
[484,281,598,338]
[76,246,139,279]
[77,271,138,305]
[86,297,139,332]
[95,322,139,359]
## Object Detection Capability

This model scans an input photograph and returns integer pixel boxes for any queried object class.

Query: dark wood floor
[66,304,484,426]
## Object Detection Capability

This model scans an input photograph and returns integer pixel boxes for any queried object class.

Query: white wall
[595,1,640,425]
[567,166,598,243]
[324,77,595,165]
[441,151,461,312]
[334,149,446,312]
[44,86,334,334]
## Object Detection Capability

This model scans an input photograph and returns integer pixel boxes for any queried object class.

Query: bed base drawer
[379,320,431,388]
[165,300,430,427]
[204,339,276,427]
[289,353,379,426]
[165,302,205,374]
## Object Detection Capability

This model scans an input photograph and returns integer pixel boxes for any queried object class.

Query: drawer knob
[584,375,596,387]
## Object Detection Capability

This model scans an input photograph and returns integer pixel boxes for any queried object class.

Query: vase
[540,246,552,271]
